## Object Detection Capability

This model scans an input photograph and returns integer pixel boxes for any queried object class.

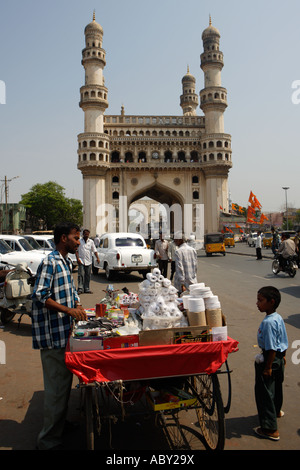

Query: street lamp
[282,186,290,230]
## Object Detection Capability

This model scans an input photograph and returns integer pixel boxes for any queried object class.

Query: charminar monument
[77,14,232,238]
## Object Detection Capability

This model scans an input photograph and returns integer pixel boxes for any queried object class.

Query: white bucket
[212,326,227,341]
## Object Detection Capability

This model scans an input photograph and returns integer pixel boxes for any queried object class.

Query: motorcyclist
[277,232,296,270]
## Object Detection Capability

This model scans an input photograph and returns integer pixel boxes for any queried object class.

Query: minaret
[180,66,198,116]
[200,16,227,133]
[200,17,232,232]
[77,13,110,236]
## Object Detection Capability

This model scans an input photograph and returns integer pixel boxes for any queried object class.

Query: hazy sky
[0,0,299,213]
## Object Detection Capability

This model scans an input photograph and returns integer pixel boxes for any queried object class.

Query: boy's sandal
[254,427,280,441]
[277,410,284,417]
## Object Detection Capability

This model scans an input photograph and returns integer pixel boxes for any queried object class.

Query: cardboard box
[146,390,197,411]
[139,326,210,346]
[102,335,139,350]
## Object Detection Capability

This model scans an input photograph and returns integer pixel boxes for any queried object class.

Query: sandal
[254,427,280,441]
[277,410,284,417]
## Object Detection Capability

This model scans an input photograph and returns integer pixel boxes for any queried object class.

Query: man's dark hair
[54,222,80,244]
[258,286,281,310]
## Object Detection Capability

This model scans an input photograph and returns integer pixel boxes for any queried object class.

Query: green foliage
[20,181,83,229]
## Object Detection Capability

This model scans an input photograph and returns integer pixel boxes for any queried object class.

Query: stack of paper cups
[187,297,206,326]
[205,295,222,327]
[189,283,205,294]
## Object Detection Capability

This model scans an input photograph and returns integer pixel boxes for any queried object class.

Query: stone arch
[127,181,185,237]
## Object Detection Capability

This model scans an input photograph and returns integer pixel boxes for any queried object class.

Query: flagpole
[282,187,289,230]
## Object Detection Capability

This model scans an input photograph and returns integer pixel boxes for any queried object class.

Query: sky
[0,0,299,214]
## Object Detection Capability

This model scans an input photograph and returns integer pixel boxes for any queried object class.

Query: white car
[0,239,44,275]
[92,232,157,279]
[29,234,78,270]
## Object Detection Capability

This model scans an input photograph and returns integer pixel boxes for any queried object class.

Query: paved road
[1,243,300,451]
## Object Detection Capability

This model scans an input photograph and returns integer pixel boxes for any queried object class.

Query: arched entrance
[127,182,185,240]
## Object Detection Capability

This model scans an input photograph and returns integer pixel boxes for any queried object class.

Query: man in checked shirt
[32,222,87,450]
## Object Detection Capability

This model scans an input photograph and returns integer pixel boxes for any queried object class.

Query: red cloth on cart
[65,338,238,384]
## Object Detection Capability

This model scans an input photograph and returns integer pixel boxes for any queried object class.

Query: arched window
[190,151,199,162]
[138,151,147,162]
[112,191,119,200]
[192,176,199,184]
[111,151,120,162]
[112,176,119,183]
[178,151,186,162]
[125,152,133,162]
[164,151,173,162]
[193,191,199,200]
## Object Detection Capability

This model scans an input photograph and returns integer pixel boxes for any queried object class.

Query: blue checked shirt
[31,250,80,350]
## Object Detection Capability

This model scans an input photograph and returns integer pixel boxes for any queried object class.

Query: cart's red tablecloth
[65,338,239,384]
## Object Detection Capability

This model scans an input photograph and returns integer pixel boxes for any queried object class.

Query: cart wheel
[157,413,204,450]
[84,387,95,450]
[0,307,15,325]
[192,374,225,450]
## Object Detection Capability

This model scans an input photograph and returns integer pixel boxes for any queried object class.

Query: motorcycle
[272,253,298,278]
[0,262,36,326]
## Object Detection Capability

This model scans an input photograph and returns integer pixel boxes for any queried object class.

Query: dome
[202,18,220,40]
[182,66,196,83]
[84,13,103,35]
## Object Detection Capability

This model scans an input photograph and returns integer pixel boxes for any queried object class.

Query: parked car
[29,234,55,250]
[29,234,78,270]
[247,232,257,247]
[23,235,50,252]
[92,232,157,279]
[0,239,44,274]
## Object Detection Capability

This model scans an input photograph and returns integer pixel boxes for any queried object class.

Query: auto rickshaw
[223,232,235,248]
[262,231,272,249]
[204,232,226,256]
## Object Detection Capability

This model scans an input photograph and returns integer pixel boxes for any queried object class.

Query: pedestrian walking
[173,232,197,294]
[31,222,88,450]
[254,286,288,441]
[256,231,262,259]
[168,236,177,281]
[76,229,100,294]
[154,232,169,278]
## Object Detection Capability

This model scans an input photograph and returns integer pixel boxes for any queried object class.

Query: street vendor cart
[65,337,238,451]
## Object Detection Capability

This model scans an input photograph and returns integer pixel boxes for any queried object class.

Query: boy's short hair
[258,286,281,310]
[54,222,80,245]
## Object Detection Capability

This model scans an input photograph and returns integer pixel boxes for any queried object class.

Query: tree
[20,181,83,230]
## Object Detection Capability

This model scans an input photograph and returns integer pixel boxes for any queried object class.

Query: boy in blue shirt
[254,286,288,441]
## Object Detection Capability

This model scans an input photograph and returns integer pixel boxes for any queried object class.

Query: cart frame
[79,359,233,451]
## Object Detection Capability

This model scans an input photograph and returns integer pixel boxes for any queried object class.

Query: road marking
[252,275,266,280]
[231,269,242,273]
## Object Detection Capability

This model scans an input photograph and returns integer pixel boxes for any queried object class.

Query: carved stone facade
[77,15,232,237]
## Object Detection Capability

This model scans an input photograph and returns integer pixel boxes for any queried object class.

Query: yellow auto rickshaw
[204,232,226,256]
[223,232,235,247]
[262,231,272,249]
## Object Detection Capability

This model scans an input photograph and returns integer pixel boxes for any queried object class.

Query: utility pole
[1,175,19,233]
